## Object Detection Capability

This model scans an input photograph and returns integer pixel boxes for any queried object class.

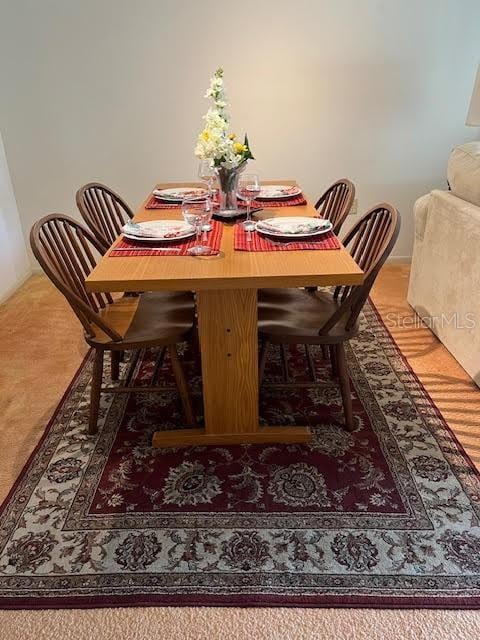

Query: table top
[85,181,364,293]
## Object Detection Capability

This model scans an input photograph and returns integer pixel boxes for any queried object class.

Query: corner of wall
[0,131,32,302]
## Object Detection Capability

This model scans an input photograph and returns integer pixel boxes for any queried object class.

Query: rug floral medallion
[1,302,480,609]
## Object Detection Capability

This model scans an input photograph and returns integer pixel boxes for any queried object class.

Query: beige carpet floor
[0,264,479,639]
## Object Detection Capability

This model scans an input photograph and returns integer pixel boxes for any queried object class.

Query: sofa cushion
[447,142,480,207]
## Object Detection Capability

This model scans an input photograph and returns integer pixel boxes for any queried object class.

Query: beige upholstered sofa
[408,142,480,386]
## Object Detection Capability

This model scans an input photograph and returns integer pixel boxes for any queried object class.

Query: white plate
[122,220,195,242]
[256,216,332,240]
[254,185,302,200]
[153,187,208,202]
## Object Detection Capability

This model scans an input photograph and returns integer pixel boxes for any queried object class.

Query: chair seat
[258,288,358,344]
[88,291,195,349]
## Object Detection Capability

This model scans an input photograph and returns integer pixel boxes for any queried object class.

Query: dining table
[85,180,364,448]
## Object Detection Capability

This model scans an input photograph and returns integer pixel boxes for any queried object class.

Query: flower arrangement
[195,68,254,169]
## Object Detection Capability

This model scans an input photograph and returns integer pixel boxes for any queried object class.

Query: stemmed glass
[201,197,213,237]
[198,160,216,198]
[182,196,213,256]
[198,161,216,231]
[238,173,260,232]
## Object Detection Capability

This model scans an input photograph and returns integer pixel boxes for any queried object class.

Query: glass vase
[216,166,241,216]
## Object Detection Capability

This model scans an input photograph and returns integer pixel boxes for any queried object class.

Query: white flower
[195,68,251,169]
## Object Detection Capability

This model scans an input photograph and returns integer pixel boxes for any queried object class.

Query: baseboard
[386,256,411,264]
[0,270,33,305]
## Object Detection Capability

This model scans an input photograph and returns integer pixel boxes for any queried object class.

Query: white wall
[0,131,31,301]
[0,0,479,261]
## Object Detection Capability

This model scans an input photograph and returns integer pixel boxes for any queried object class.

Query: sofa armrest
[408,189,480,385]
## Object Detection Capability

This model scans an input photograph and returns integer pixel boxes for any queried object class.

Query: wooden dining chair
[315,178,355,236]
[258,203,400,431]
[76,183,134,254]
[30,214,196,435]
[305,178,356,295]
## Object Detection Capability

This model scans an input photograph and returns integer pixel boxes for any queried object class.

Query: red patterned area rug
[1,302,480,609]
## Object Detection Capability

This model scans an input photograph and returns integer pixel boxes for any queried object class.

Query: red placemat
[145,196,183,209]
[145,193,308,210]
[234,223,340,251]
[109,220,223,256]
[246,194,307,208]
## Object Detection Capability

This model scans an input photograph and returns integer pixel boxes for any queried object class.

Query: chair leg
[168,344,196,428]
[280,344,291,382]
[111,351,121,381]
[259,340,269,383]
[305,344,316,383]
[335,343,354,432]
[89,349,104,435]
[151,346,167,385]
[329,345,338,377]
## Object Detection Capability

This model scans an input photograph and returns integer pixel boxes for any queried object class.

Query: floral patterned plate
[122,220,195,242]
[255,185,302,200]
[153,187,208,202]
[256,216,332,240]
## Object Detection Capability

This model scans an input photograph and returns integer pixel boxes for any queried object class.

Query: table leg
[152,289,311,447]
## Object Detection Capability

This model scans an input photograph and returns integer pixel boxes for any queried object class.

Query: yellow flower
[233,142,247,154]
[228,133,236,140]
[201,130,210,141]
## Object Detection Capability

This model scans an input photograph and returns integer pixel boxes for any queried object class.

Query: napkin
[152,188,206,200]
[256,219,326,235]
[259,186,300,198]
[122,220,190,239]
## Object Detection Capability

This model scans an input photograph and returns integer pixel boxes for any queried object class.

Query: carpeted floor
[0,264,480,637]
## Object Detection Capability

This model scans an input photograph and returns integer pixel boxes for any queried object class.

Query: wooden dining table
[85,180,364,448]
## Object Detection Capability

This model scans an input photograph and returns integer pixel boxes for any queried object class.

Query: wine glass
[201,196,213,234]
[182,196,213,256]
[238,173,260,232]
[198,160,216,197]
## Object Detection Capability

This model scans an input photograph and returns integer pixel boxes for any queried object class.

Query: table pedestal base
[152,288,312,449]
[152,426,311,448]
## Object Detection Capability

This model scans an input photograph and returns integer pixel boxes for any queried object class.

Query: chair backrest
[76,182,133,253]
[315,178,355,236]
[30,214,122,341]
[319,203,400,335]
